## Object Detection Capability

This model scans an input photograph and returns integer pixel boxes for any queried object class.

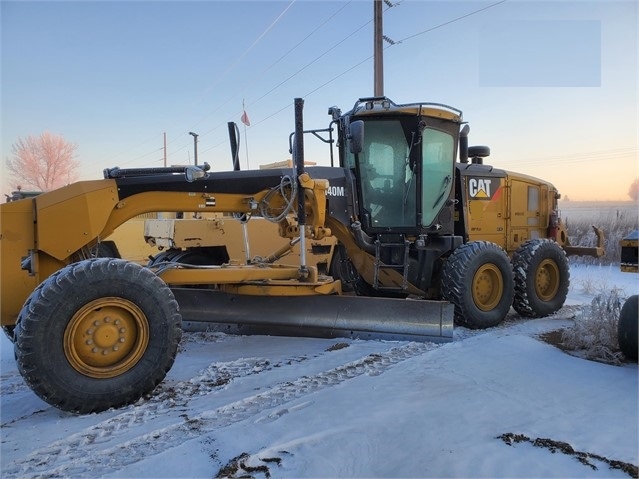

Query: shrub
[560,289,627,365]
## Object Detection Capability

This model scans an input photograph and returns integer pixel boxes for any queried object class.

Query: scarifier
[1,97,603,413]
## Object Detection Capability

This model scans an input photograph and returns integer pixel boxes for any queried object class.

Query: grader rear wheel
[442,241,514,329]
[14,258,182,414]
[512,239,569,318]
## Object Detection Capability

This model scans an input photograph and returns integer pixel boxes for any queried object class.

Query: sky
[1,0,637,201]
[1,263,638,477]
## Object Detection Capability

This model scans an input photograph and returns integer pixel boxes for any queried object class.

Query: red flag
[241,110,250,127]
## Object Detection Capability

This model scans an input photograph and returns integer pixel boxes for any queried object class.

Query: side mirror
[349,120,364,155]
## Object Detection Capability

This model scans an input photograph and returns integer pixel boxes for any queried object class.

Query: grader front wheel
[14,258,182,414]
[64,298,150,379]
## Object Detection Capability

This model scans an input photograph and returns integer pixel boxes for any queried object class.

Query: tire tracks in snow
[2,341,437,478]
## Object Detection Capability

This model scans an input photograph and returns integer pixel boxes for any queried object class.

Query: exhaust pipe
[459,124,470,164]
[351,221,376,254]
[227,122,240,171]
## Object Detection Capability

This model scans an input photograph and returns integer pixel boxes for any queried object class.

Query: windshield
[345,119,456,230]
[352,120,416,228]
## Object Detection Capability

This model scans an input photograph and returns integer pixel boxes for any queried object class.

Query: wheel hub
[535,259,560,301]
[65,297,149,378]
[472,264,503,312]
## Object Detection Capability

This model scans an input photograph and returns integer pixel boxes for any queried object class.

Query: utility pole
[374,0,384,96]
[189,131,199,166]
[163,132,167,167]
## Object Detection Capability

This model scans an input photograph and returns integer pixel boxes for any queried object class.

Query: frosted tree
[6,132,80,191]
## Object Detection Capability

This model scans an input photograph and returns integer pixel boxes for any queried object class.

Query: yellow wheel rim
[472,264,504,312]
[534,259,560,302]
[64,297,149,378]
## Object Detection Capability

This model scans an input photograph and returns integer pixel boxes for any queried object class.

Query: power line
[190,0,299,128]
[191,1,354,133]
[191,1,357,145]
[118,1,509,166]
[169,2,362,160]
[396,0,507,43]
[248,0,509,130]
[108,2,299,166]
[102,135,161,165]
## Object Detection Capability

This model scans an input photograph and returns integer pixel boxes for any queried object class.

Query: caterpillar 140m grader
[1,97,603,413]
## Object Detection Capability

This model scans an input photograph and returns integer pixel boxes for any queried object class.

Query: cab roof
[346,96,463,123]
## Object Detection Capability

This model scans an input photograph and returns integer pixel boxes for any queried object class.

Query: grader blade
[171,289,454,343]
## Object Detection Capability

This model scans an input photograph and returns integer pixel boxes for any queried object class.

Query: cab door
[508,178,545,252]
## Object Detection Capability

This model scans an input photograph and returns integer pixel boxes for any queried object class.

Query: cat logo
[468,178,494,199]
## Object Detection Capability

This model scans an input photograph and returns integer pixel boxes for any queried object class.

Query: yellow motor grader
[1,97,602,413]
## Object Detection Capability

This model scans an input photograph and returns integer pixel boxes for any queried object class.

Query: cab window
[421,128,455,226]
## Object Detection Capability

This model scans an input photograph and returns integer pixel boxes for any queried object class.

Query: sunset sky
[1,0,637,201]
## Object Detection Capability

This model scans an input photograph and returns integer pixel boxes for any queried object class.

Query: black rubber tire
[148,247,228,267]
[91,241,121,258]
[328,243,356,293]
[4,294,36,344]
[618,295,638,361]
[512,239,570,318]
[14,258,182,414]
[3,325,15,342]
[442,241,514,329]
[148,248,181,266]
[329,244,407,298]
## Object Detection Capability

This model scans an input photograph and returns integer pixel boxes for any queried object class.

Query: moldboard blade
[171,289,453,343]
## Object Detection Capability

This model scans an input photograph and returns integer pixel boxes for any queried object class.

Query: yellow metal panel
[146,218,227,248]
[507,177,546,252]
[155,263,316,285]
[220,279,342,296]
[36,180,119,261]
[465,176,508,248]
[0,199,38,325]
[101,190,271,235]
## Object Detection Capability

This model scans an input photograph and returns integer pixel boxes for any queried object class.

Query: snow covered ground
[1,264,637,478]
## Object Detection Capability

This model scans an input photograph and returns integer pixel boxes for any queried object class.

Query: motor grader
[1,97,602,413]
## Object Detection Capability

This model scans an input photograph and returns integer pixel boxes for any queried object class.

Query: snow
[1,264,638,478]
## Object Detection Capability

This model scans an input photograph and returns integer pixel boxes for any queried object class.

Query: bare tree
[6,132,80,191]
[628,177,639,201]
